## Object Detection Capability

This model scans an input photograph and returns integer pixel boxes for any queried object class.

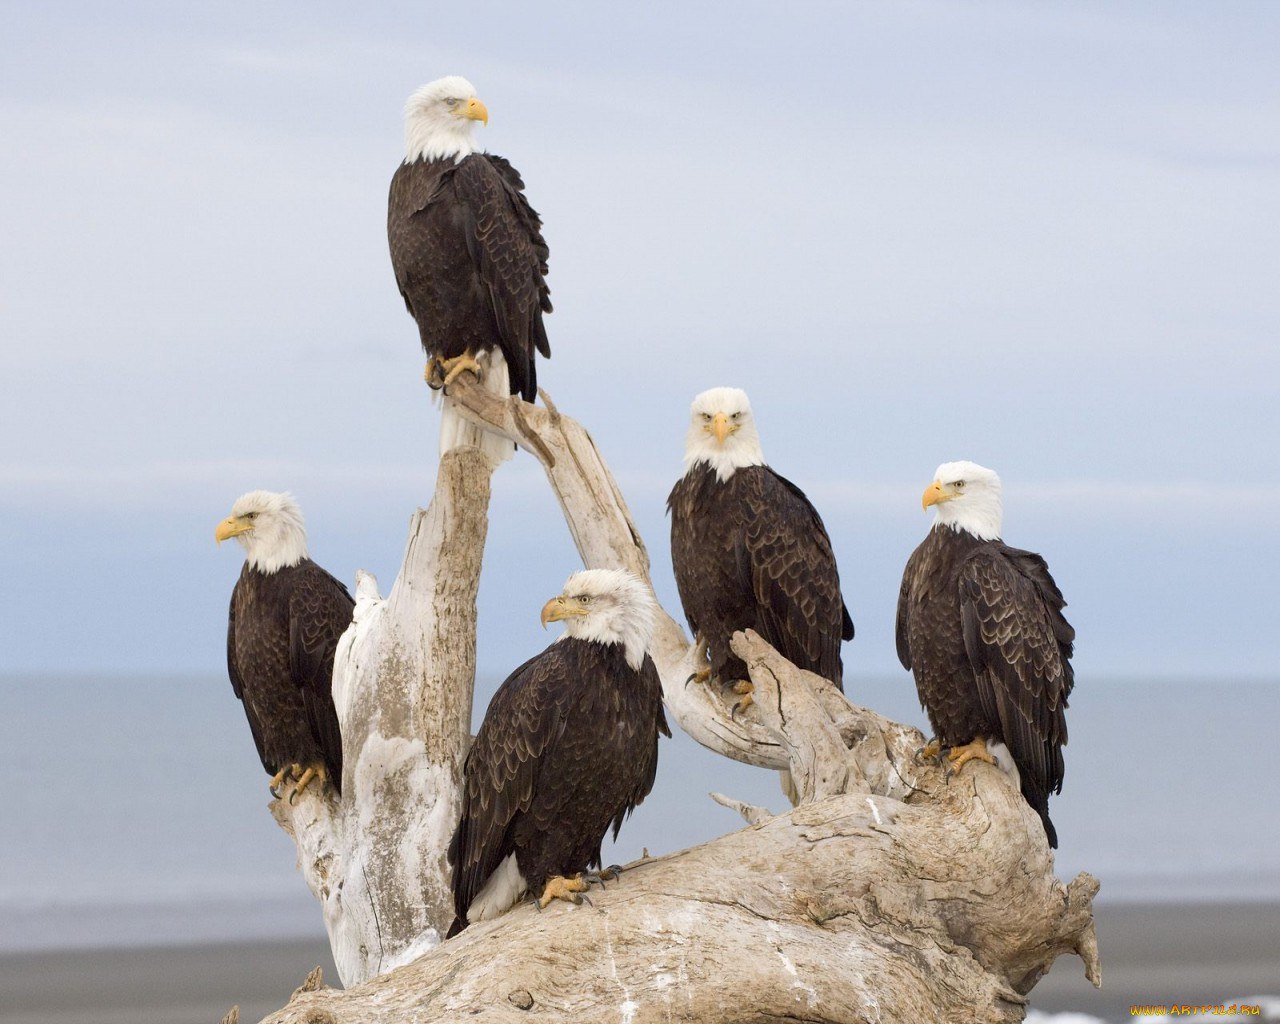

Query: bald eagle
[216,491,353,799]
[447,569,668,935]
[896,461,1075,847]
[668,387,853,715]
[387,75,552,466]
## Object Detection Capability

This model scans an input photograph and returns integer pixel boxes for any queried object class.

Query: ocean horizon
[3,673,1278,953]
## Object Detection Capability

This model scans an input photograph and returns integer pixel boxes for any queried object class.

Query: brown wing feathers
[745,472,850,684]
[288,566,355,794]
[448,652,563,929]
[959,549,1073,806]
[452,157,550,398]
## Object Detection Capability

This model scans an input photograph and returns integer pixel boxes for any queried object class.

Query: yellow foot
[424,356,444,387]
[731,679,754,717]
[916,738,942,762]
[289,764,327,804]
[441,352,483,388]
[683,635,712,687]
[946,738,996,777]
[687,635,710,684]
[268,766,290,798]
[537,874,590,909]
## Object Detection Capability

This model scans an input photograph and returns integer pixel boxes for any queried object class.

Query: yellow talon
[288,764,327,804]
[731,679,754,716]
[441,353,483,387]
[917,739,942,762]
[946,738,997,775]
[537,874,590,909]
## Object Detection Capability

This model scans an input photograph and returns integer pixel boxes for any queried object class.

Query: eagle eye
[246,511,258,519]
[954,481,966,490]
[579,594,592,604]
[731,412,742,421]
[700,413,712,421]
[444,97,459,107]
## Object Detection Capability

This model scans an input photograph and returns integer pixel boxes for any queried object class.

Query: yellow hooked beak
[540,595,590,628]
[921,480,955,510]
[712,412,733,444]
[463,96,489,125]
[215,515,253,544]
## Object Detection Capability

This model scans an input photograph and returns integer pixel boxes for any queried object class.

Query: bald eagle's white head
[540,568,656,671]
[922,461,1003,541]
[215,490,309,574]
[682,386,766,483]
[403,76,489,163]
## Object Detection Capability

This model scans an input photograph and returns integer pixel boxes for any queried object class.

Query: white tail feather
[438,352,515,466]
[467,853,527,923]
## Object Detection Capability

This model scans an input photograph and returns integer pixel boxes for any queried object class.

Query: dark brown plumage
[896,526,1074,846]
[668,463,853,689]
[226,559,353,795]
[447,638,668,936]
[387,152,551,400]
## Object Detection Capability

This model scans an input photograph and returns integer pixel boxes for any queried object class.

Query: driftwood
[260,381,1099,1022]
[268,446,493,982]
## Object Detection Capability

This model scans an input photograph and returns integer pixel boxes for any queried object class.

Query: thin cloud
[2,461,1267,527]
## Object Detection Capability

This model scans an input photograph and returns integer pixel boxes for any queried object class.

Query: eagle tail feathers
[463,852,527,925]
[1015,768,1059,849]
[1031,794,1059,848]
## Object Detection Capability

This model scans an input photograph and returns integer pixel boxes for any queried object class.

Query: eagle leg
[289,764,327,804]
[730,679,754,718]
[424,356,445,389]
[944,738,996,779]
[441,351,484,388]
[916,738,943,763]
[685,666,712,687]
[537,874,590,909]
[583,864,623,890]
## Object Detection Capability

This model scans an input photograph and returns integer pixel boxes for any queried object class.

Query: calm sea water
[1,673,1277,951]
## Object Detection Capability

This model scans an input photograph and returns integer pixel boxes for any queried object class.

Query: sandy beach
[1031,901,1279,1020]
[2,901,1275,1024]
[0,937,337,1024]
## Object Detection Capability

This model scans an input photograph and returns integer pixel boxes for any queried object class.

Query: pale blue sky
[2,1,1277,679]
